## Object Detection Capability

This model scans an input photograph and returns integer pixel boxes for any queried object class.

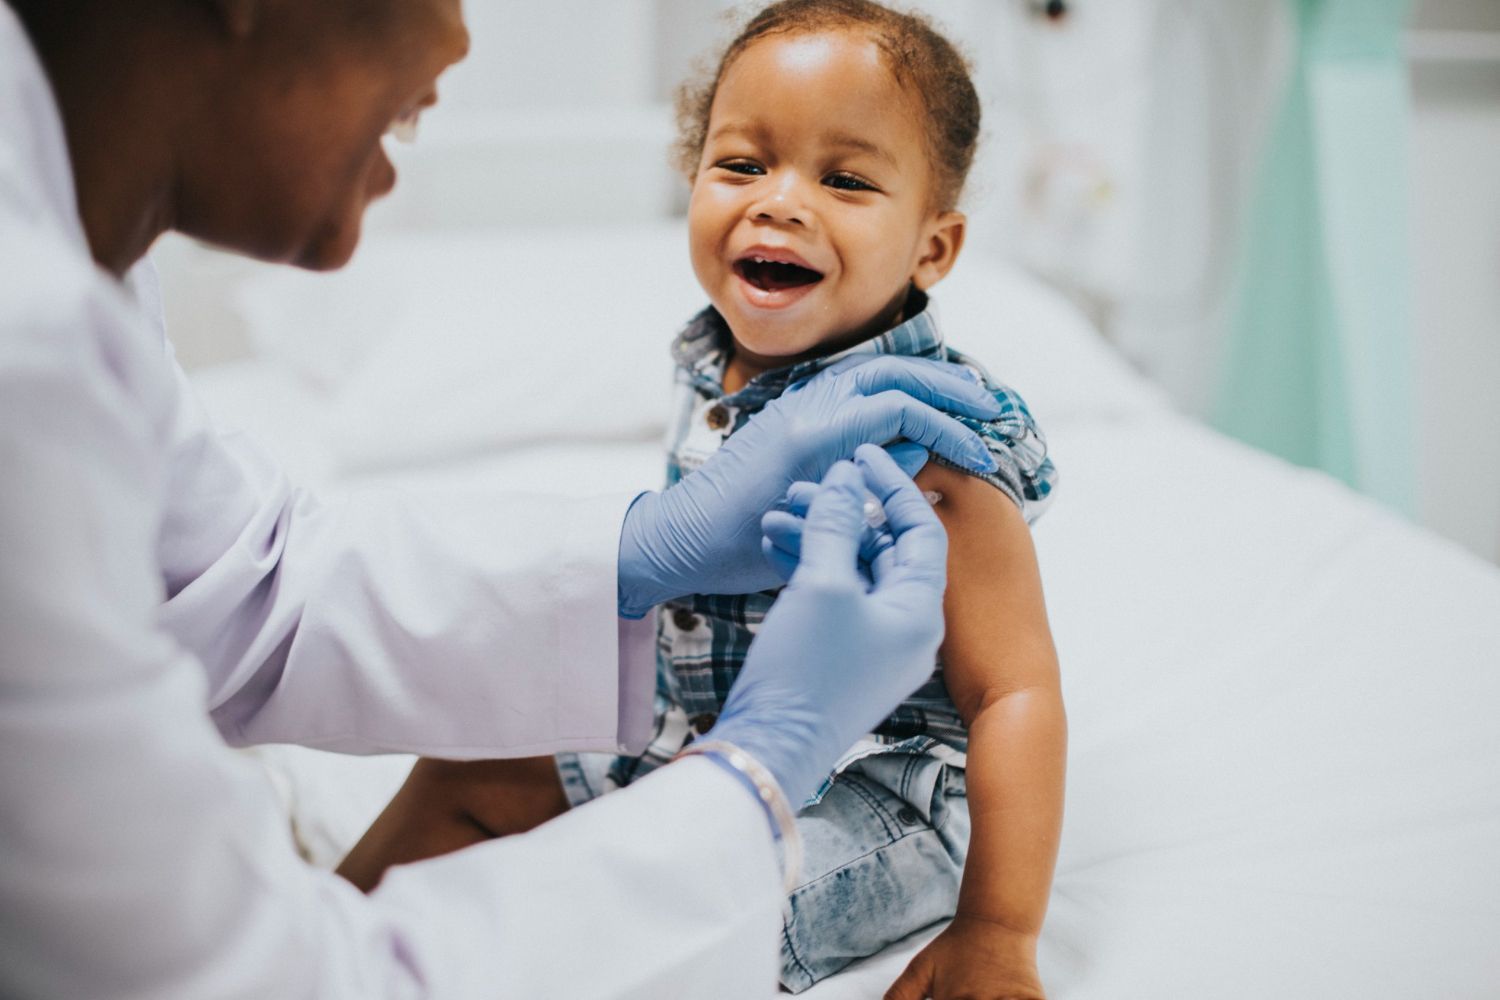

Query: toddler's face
[688,30,963,369]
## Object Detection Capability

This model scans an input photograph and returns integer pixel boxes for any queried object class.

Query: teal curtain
[1213,0,1415,515]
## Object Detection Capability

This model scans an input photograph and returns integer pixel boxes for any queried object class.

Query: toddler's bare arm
[887,462,1066,1000]
[337,757,568,892]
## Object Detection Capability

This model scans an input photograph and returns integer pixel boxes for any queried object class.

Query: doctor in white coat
[0,1,1014,997]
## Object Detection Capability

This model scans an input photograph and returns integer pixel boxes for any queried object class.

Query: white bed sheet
[183,226,1500,998]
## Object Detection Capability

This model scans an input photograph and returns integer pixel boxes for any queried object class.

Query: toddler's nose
[749,173,811,227]
[755,205,803,226]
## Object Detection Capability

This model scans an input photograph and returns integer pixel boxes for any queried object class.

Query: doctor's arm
[156,341,1001,760]
[2,323,779,996]
[1,315,947,998]
[156,357,653,758]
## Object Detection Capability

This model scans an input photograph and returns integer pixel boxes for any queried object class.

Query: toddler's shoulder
[937,345,1058,524]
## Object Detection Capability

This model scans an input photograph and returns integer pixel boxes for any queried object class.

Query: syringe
[862,489,943,529]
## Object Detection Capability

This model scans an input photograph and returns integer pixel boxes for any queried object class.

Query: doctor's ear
[911,212,966,292]
[201,0,261,38]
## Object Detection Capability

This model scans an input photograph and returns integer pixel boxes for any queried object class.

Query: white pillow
[233,222,1163,475]
[237,223,700,473]
[933,255,1168,428]
[187,359,337,489]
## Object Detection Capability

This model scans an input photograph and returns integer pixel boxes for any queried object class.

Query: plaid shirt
[615,292,1057,798]
[585,289,1056,797]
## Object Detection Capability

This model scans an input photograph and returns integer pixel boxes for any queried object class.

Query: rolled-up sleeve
[941,356,1058,525]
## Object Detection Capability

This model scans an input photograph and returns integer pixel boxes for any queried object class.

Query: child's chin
[731,332,824,366]
[720,309,815,351]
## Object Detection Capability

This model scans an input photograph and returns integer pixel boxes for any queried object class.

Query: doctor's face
[176,0,468,271]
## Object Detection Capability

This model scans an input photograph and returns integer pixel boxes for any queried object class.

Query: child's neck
[724,325,899,395]
[723,352,777,395]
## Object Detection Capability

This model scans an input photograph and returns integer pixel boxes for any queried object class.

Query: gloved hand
[759,440,931,584]
[706,444,950,808]
[617,356,996,617]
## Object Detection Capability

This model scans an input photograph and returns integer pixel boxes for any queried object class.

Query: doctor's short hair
[673,0,981,212]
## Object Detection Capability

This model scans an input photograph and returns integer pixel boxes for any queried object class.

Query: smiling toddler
[557,2,1067,995]
[337,2,1067,994]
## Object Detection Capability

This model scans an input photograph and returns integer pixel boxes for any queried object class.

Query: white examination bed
[184,222,1500,999]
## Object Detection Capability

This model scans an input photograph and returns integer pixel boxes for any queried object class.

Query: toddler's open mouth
[734,254,824,292]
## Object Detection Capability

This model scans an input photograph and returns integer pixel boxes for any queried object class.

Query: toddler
[564,2,1065,995]
[340,2,1065,995]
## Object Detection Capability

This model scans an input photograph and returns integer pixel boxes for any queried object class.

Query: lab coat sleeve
[110,240,655,757]
[149,337,656,758]
[371,758,784,999]
[0,261,781,998]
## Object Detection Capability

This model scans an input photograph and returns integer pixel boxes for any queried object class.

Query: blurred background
[153,0,1500,563]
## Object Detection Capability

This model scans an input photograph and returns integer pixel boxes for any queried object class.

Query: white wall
[1409,56,1500,561]
[970,0,1289,417]
[963,0,1500,564]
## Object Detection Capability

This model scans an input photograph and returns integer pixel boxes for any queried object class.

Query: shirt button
[672,609,700,631]
[705,404,730,431]
[690,712,719,733]
[897,806,921,826]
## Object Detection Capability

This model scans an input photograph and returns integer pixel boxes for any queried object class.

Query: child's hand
[884,915,1046,1000]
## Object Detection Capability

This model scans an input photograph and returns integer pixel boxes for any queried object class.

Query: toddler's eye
[824,172,877,192]
[716,160,765,176]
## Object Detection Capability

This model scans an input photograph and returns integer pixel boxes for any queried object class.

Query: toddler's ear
[911,211,966,291]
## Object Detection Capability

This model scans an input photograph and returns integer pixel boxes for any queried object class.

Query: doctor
[0,1,1012,997]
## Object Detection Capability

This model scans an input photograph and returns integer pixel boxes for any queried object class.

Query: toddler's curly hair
[674,0,981,212]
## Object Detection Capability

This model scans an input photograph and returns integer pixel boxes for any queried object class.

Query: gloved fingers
[862,525,897,581]
[850,391,997,476]
[761,509,806,583]
[854,444,948,589]
[822,354,1001,421]
[856,443,940,526]
[792,460,871,587]
[869,537,898,582]
[762,509,803,548]
[781,480,819,516]
[760,534,801,583]
[764,506,888,586]
[884,440,930,479]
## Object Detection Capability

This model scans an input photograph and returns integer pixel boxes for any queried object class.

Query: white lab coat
[0,7,782,998]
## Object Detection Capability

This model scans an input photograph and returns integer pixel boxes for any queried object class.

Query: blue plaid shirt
[651,291,1057,768]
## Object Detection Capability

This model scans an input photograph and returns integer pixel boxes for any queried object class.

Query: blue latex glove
[706,444,950,808]
[759,440,931,584]
[618,355,996,617]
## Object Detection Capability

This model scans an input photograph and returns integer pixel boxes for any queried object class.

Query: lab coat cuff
[617,608,656,755]
[550,491,649,753]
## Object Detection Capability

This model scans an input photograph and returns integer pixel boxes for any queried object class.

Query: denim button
[672,609,700,631]
[896,806,920,826]
[705,404,730,430]
[690,712,718,733]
